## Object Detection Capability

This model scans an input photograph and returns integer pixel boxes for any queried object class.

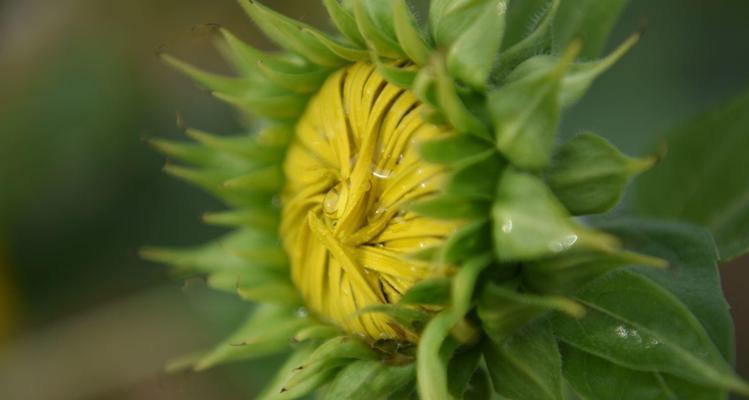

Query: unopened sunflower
[144,1,749,399]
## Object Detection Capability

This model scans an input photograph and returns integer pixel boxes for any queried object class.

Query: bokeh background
[0,0,747,398]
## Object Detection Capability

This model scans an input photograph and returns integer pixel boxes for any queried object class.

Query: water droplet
[323,189,339,214]
[376,243,385,248]
[501,219,513,233]
[614,325,628,338]
[396,153,404,165]
[372,168,391,179]
[271,195,282,208]
[296,307,309,318]
[549,234,578,252]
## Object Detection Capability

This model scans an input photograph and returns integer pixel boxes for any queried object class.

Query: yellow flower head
[282,63,455,341]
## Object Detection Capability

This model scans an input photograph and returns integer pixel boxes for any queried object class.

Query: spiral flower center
[280,63,456,341]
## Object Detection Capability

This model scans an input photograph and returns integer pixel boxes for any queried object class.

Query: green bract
[145,0,749,399]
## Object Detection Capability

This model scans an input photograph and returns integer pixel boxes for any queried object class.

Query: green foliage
[552,270,748,394]
[636,87,749,261]
[552,0,630,59]
[151,0,748,398]
[484,322,563,400]
[547,132,654,215]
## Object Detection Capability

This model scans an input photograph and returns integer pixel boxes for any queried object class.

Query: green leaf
[635,87,749,261]
[442,220,492,265]
[240,0,346,67]
[446,152,505,200]
[463,367,492,400]
[202,208,279,231]
[547,132,655,215]
[445,0,508,89]
[523,246,666,295]
[257,344,316,400]
[593,219,735,364]
[432,59,492,140]
[561,344,725,400]
[478,282,584,343]
[161,54,250,96]
[373,59,417,88]
[419,134,493,166]
[489,43,578,170]
[552,0,629,59]
[498,0,559,76]
[492,168,615,262]
[357,304,429,334]
[351,0,404,58]
[410,194,490,220]
[552,270,749,395]
[447,346,482,398]
[193,305,311,371]
[503,0,552,49]
[140,229,283,273]
[323,360,415,400]
[392,0,432,65]
[417,256,492,400]
[400,277,451,305]
[276,336,378,398]
[484,321,563,400]
[322,0,367,47]
[184,127,288,164]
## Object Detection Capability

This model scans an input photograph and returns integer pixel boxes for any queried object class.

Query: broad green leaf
[547,132,654,215]
[552,0,629,59]
[463,367,492,400]
[484,321,563,400]
[561,344,725,400]
[552,270,749,395]
[523,246,665,295]
[446,0,508,89]
[489,43,578,170]
[478,282,584,343]
[447,346,482,398]
[492,169,615,262]
[635,88,749,261]
[593,219,735,364]
[323,360,415,399]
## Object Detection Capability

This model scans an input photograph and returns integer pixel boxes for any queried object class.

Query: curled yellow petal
[281,62,457,341]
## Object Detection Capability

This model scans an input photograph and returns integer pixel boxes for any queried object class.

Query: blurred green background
[0,0,747,398]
